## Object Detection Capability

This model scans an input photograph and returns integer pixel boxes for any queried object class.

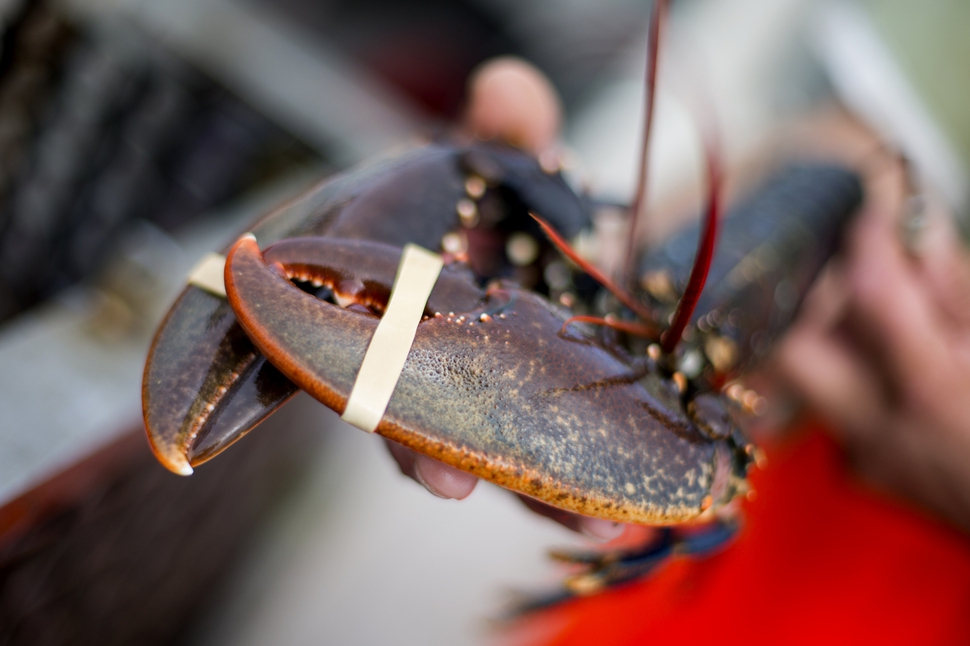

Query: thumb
[464,57,562,155]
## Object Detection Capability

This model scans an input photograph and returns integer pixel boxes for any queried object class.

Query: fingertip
[413,454,478,500]
[465,56,562,155]
[848,217,897,305]
[847,213,947,381]
[578,517,625,542]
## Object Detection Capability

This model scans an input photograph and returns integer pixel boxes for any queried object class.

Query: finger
[464,57,562,155]
[846,212,950,391]
[790,261,849,329]
[385,438,417,475]
[776,319,885,442]
[413,453,478,500]
[908,202,970,326]
[384,440,478,500]
[516,494,625,541]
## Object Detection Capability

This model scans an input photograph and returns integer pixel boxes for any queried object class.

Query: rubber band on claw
[342,244,444,432]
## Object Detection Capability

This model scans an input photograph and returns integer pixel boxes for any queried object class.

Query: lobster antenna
[661,129,722,355]
[531,213,654,322]
[561,315,660,339]
[622,0,669,286]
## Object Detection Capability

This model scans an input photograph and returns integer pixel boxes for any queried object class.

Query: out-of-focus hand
[382,56,623,541]
[778,170,970,532]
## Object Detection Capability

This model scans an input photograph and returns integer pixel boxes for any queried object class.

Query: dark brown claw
[223,235,734,524]
[142,287,296,475]
[142,147,467,475]
[142,144,591,476]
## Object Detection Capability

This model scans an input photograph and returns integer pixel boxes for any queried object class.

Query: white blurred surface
[190,396,587,646]
[812,2,969,213]
[566,0,812,211]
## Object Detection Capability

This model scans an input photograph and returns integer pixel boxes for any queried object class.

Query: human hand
[778,167,970,532]
[382,57,624,541]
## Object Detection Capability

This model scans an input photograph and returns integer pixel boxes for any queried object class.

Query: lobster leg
[224,235,737,525]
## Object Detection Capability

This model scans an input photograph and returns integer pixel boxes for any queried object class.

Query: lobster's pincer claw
[141,144,594,476]
[142,284,298,476]
[224,235,739,525]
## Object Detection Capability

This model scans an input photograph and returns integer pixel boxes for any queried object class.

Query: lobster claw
[223,235,734,525]
[142,144,592,477]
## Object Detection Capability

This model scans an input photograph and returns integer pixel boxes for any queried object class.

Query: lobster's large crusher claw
[219,235,745,525]
[140,144,592,476]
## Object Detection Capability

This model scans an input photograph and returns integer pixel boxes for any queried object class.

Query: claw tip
[155,450,194,476]
[146,428,195,476]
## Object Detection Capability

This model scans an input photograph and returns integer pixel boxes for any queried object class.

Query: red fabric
[532,426,970,646]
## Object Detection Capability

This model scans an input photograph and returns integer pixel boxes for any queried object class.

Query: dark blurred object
[0,0,650,325]
[0,162,327,645]
[0,0,317,324]
[0,418,319,646]
[0,6,328,643]
[257,0,651,117]
[265,0,511,118]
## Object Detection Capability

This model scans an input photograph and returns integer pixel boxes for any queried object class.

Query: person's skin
[384,57,624,541]
[777,162,970,533]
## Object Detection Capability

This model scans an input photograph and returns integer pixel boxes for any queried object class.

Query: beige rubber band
[187,252,228,298]
[342,244,443,432]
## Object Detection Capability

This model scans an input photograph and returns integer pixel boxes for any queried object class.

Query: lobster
[141,0,864,596]
[141,144,861,587]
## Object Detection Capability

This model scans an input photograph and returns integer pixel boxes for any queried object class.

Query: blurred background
[0,0,967,644]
